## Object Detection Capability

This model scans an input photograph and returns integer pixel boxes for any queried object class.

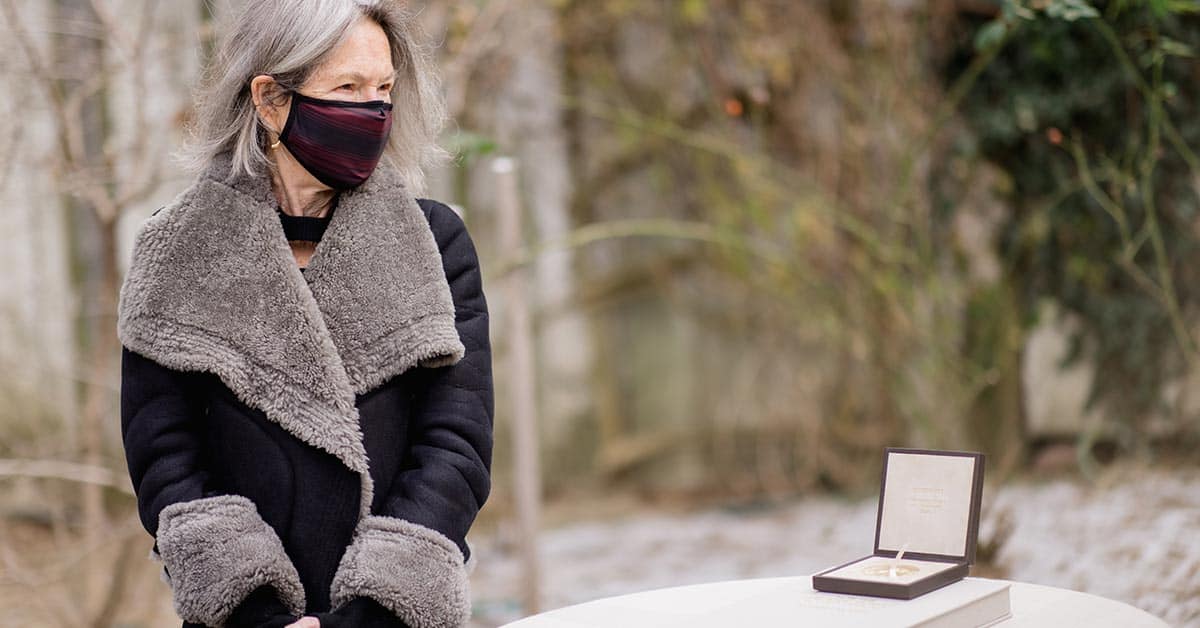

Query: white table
[499,576,1168,627]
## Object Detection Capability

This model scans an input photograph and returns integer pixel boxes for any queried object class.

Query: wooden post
[494,156,542,614]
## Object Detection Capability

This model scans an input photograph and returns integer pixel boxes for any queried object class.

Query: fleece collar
[117,154,464,488]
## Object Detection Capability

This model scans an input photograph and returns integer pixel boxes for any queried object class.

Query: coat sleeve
[329,200,493,628]
[386,199,494,556]
[121,347,305,626]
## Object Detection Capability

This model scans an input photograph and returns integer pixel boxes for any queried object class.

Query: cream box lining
[876,452,976,557]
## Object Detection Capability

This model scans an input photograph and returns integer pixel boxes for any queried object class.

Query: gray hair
[181,0,447,192]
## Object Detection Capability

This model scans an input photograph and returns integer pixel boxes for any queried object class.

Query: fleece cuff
[330,516,470,628]
[155,495,305,626]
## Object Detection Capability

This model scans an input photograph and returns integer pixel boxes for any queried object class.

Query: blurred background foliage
[521,0,1200,501]
[506,0,1200,501]
[946,0,1200,450]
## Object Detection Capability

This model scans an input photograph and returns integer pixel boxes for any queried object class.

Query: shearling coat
[117,154,493,628]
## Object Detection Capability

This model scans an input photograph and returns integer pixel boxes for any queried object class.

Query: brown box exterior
[812,558,970,600]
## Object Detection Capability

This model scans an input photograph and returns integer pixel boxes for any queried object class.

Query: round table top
[499,576,1167,628]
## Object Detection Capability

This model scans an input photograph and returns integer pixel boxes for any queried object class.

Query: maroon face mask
[278,91,394,190]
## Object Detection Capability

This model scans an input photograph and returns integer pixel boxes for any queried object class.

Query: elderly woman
[117,1,492,627]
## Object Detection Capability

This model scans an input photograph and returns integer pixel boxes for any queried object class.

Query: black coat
[118,157,492,628]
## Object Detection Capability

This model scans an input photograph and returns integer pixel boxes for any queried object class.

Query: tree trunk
[54,0,116,614]
[490,0,595,453]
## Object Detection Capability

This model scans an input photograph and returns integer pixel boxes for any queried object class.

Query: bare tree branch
[85,0,134,60]
[442,0,523,117]
[0,459,134,496]
[121,0,160,202]
[0,0,71,156]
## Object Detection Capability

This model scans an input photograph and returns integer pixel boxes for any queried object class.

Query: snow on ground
[990,470,1200,625]
[468,467,1200,627]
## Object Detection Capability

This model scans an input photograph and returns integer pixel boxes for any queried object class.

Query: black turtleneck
[278,213,331,244]
[277,195,338,245]
[278,197,337,275]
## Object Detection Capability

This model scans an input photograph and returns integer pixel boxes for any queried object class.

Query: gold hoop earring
[270,138,281,150]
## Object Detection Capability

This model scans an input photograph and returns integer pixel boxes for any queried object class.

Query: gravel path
[468,468,1200,627]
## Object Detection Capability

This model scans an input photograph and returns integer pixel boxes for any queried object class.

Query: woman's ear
[250,75,289,137]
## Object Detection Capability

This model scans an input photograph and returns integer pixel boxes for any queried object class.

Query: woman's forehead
[310,19,395,83]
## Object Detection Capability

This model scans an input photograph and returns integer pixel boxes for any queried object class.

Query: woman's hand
[286,617,320,628]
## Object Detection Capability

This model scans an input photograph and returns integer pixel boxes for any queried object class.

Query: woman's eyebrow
[328,70,398,84]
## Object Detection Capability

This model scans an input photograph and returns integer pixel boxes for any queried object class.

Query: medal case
[812,448,985,600]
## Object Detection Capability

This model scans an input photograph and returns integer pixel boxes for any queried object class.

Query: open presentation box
[813,448,985,600]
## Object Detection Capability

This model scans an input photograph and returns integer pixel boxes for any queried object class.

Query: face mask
[277,91,394,190]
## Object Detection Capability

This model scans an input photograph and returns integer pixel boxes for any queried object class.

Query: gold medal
[862,563,919,578]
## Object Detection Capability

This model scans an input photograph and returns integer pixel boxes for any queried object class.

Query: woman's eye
[380,84,393,93]
[338,84,355,91]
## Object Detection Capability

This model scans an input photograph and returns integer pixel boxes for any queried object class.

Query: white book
[856,578,1011,627]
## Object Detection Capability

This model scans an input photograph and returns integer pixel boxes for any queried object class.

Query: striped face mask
[278,92,394,190]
